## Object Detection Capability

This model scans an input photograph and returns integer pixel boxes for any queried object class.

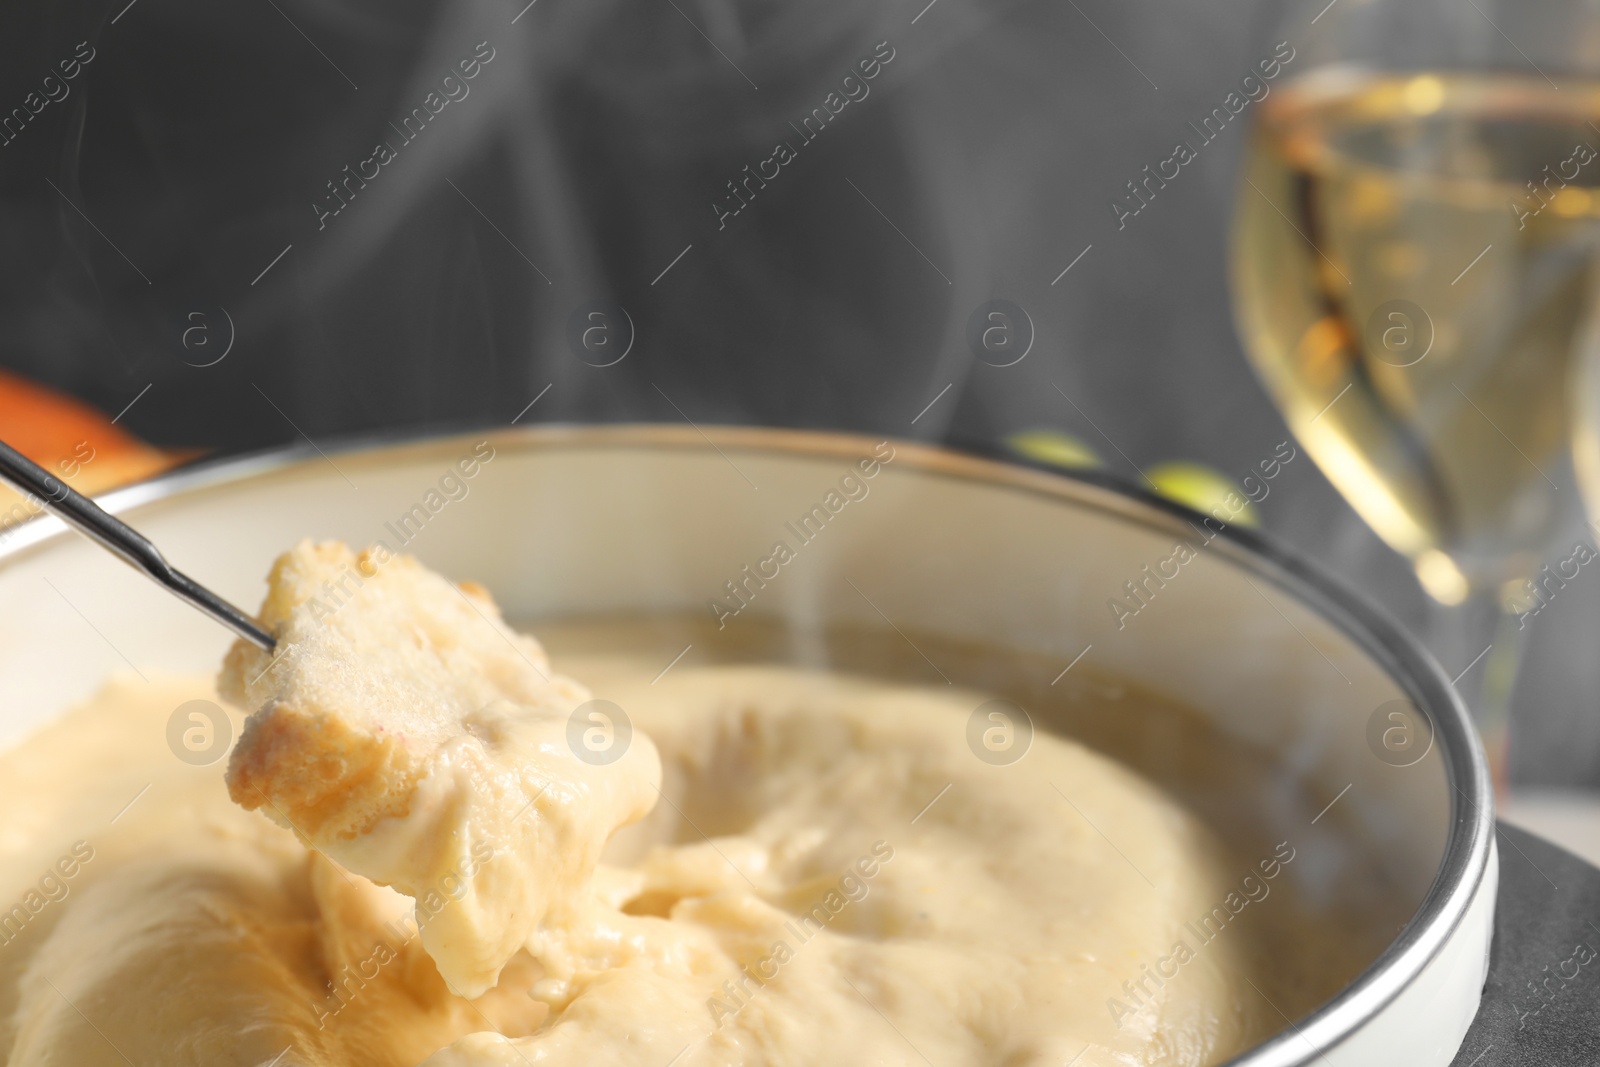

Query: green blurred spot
[1007,430,1102,470]
[1146,461,1259,528]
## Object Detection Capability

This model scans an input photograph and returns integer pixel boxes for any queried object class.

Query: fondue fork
[0,438,274,651]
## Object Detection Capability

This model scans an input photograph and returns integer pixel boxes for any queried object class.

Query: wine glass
[1229,0,1600,787]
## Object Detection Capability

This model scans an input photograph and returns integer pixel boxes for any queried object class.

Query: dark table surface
[1449,823,1600,1066]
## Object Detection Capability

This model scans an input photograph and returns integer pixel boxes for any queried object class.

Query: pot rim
[0,422,1493,1066]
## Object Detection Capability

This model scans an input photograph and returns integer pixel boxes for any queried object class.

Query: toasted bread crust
[226,702,413,840]
[219,539,570,844]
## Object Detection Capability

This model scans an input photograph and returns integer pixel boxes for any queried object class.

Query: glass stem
[1429,588,1526,799]
[1478,606,1527,798]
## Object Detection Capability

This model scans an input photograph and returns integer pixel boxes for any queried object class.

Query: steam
[22,0,1091,443]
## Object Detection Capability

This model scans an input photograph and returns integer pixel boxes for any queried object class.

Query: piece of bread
[221,540,588,841]
[219,540,661,999]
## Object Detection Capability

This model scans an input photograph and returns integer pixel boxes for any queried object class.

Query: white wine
[1231,69,1599,602]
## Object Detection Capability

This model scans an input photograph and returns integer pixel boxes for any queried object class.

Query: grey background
[0,0,1594,786]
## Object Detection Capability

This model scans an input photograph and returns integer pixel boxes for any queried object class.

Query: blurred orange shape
[0,370,195,527]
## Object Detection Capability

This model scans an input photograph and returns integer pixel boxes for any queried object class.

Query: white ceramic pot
[0,425,1494,1066]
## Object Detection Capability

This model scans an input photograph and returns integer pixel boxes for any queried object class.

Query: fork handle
[0,438,274,651]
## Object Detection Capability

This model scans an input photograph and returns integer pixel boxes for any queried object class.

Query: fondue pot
[0,425,1501,1066]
